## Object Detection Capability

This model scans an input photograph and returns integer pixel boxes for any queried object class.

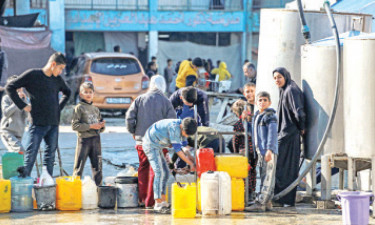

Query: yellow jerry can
[231,178,245,211]
[172,182,196,218]
[0,179,11,213]
[56,176,82,210]
[215,154,248,178]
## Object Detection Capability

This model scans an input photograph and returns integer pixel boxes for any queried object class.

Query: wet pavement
[0,115,372,224]
[0,204,355,225]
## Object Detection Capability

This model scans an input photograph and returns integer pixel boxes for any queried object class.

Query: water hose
[296,0,311,43]
[273,1,341,200]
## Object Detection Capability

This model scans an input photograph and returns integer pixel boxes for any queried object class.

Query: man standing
[243,62,257,85]
[0,37,8,119]
[6,52,71,176]
[175,57,203,90]
[163,59,175,92]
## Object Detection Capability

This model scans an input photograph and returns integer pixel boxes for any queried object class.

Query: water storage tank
[343,33,375,158]
[301,33,350,159]
[256,9,372,109]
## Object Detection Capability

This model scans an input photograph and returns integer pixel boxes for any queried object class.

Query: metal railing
[65,0,149,10]
[158,0,243,11]
[6,0,47,8]
[30,0,47,8]
[253,0,294,9]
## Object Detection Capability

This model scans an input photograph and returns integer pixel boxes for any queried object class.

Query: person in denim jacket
[142,118,197,212]
[247,91,278,212]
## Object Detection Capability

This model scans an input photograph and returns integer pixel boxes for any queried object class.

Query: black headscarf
[272,67,292,89]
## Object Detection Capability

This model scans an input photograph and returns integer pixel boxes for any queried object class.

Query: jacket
[72,100,104,138]
[251,108,278,156]
[275,67,306,140]
[175,60,198,88]
[126,89,176,145]
[211,62,231,81]
[0,94,27,137]
[169,88,210,126]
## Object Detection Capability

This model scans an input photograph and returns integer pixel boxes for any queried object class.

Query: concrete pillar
[321,155,331,200]
[15,0,30,15]
[148,0,158,61]
[339,168,344,190]
[148,31,158,62]
[48,0,65,53]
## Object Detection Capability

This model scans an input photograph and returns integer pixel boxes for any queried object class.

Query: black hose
[273,1,341,201]
[296,0,311,43]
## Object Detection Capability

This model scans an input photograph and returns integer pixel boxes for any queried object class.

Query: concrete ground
[0,204,358,225]
[0,115,373,224]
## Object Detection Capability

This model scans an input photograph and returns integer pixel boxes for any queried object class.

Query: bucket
[338,191,373,225]
[115,176,138,208]
[98,186,117,209]
[34,185,56,211]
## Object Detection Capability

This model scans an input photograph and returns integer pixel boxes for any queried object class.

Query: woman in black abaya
[273,67,306,207]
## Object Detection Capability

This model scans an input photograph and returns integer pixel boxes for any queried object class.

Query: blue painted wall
[65,10,244,32]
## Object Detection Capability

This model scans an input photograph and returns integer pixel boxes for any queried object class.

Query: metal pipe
[273,1,341,200]
[244,119,249,206]
[296,0,311,43]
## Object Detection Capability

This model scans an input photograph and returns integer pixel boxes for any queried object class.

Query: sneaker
[272,201,283,207]
[245,202,266,212]
[161,202,170,208]
[154,202,164,211]
[266,202,273,211]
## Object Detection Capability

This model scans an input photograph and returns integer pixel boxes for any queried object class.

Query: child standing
[243,82,256,113]
[0,75,28,152]
[72,82,105,186]
[231,99,257,201]
[142,118,197,212]
[246,91,278,212]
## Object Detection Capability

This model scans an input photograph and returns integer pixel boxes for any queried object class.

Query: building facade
[5,0,293,68]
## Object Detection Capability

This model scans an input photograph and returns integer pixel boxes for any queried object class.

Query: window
[90,58,141,76]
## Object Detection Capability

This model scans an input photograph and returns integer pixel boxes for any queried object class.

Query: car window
[90,58,141,76]
[77,58,86,74]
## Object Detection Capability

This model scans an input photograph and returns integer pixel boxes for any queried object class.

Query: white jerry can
[201,171,231,215]
[81,176,98,209]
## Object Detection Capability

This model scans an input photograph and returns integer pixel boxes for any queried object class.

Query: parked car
[66,52,149,111]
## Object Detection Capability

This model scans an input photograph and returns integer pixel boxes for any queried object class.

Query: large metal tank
[301,33,354,160]
[256,9,372,109]
[344,34,375,158]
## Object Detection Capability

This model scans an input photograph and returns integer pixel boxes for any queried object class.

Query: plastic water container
[82,176,98,209]
[200,171,231,215]
[197,178,201,212]
[219,80,232,93]
[38,166,54,186]
[338,191,373,225]
[98,186,117,209]
[10,176,33,212]
[231,178,245,211]
[215,154,249,178]
[2,152,24,179]
[0,179,11,213]
[56,176,82,210]
[34,185,56,211]
[166,173,195,203]
[172,182,196,218]
[196,148,216,177]
[115,176,138,208]
[166,175,175,204]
